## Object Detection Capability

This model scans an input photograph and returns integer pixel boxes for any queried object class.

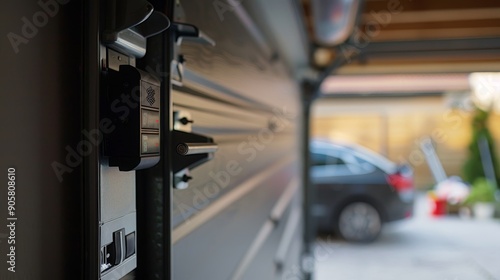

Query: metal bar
[182,69,276,113]
[420,137,447,183]
[135,1,174,279]
[84,0,101,278]
[176,142,218,155]
[231,176,299,279]
[301,99,314,280]
[479,136,498,187]
[270,177,300,222]
[274,208,301,272]
[231,221,275,280]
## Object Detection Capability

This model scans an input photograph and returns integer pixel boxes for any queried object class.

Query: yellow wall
[312,97,500,189]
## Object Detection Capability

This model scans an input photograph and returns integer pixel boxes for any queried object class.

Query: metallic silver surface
[100,160,136,223]
[172,155,295,244]
[176,142,219,155]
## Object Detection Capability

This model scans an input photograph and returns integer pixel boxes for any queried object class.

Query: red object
[386,173,413,192]
[431,197,447,216]
[404,210,413,218]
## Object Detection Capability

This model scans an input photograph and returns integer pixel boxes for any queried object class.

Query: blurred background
[304,0,500,278]
[312,73,500,190]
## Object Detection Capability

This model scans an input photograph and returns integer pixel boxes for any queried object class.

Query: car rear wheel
[337,201,382,243]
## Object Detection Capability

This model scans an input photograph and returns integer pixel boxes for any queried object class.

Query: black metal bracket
[170,22,215,86]
[172,130,218,174]
[102,0,170,58]
[172,22,216,47]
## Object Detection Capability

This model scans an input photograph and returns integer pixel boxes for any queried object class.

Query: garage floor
[314,194,500,280]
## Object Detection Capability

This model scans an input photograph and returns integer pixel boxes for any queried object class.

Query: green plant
[464,177,496,205]
[462,108,499,186]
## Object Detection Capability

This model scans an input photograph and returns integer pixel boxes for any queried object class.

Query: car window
[311,152,345,166]
[311,151,375,177]
[341,152,376,174]
[347,145,397,174]
[311,140,397,174]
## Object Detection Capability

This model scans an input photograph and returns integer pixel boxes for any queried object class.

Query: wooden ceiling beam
[362,8,500,24]
[336,61,500,75]
[370,27,500,41]
[363,0,500,12]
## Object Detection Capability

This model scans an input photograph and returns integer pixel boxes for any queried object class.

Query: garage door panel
[172,163,298,279]
[172,1,303,279]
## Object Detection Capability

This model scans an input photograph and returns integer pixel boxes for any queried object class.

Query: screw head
[182,175,193,182]
[176,143,189,155]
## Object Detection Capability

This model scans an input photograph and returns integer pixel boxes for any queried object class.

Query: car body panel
[310,140,414,234]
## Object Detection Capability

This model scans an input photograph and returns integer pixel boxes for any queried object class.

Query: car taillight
[387,173,413,192]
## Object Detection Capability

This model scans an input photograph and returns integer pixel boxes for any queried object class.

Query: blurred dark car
[311,139,414,242]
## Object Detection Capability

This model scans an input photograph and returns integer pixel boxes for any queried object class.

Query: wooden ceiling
[361,0,500,41]
[304,0,500,74]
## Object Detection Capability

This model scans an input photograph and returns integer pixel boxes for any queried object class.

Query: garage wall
[312,96,500,189]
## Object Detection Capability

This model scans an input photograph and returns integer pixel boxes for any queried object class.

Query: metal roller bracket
[102,0,170,58]
[172,111,218,189]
